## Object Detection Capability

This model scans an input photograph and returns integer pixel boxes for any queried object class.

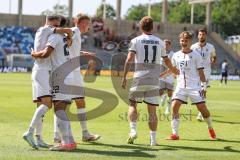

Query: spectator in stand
[92,18,104,48]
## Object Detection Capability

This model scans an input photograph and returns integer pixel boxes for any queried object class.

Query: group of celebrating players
[22,14,217,151]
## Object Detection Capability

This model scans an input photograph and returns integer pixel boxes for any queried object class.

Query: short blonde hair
[140,16,153,32]
[75,13,90,23]
[179,31,192,39]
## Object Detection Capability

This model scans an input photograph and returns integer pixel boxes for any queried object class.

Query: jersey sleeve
[159,41,167,58]
[195,52,204,70]
[128,39,137,53]
[190,44,195,50]
[210,45,216,57]
[171,54,177,67]
[46,34,59,49]
[161,47,167,58]
[71,27,78,40]
[42,26,55,36]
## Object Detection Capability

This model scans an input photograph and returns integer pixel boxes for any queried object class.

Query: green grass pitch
[0,73,239,160]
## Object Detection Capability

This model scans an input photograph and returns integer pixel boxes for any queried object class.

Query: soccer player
[23,15,73,149]
[53,13,100,143]
[121,16,179,146]
[31,16,76,151]
[191,28,216,121]
[167,31,216,140]
[159,39,175,115]
[220,59,228,85]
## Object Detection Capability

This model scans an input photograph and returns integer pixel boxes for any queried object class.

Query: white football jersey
[33,25,55,71]
[160,50,175,83]
[172,50,204,89]
[69,27,81,73]
[129,34,167,78]
[47,34,70,70]
[191,42,216,78]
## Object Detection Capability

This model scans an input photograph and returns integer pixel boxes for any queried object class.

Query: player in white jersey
[53,13,100,143]
[191,28,217,121]
[159,39,175,115]
[121,16,179,146]
[167,31,216,140]
[23,15,73,149]
[30,17,76,151]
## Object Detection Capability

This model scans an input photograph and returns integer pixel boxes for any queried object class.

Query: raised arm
[55,28,73,38]
[160,69,172,78]
[31,46,54,58]
[163,57,179,75]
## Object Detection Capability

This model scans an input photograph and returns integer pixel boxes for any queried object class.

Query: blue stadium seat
[0,26,35,55]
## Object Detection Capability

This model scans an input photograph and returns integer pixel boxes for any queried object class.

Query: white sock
[28,104,49,134]
[130,122,137,134]
[167,96,172,105]
[77,108,88,133]
[55,110,75,144]
[35,117,43,140]
[167,96,172,109]
[161,94,167,106]
[150,131,156,143]
[54,114,60,140]
[171,118,180,136]
[197,112,203,118]
[204,117,213,129]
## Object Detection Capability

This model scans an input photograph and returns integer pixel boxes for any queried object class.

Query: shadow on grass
[70,142,159,157]
[212,119,240,124]
[37,140,240,157]
[182,138,240,144]
[78,141,240,154]
[185,113,223,118]
[37,143,158,158]
[159,144,240,153]
[72,148,156,158]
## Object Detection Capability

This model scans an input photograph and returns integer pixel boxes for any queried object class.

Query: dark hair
[75,13,90,23]
[46,15,61,21]
[198,28,207,34]
[140,16,153,32]
[60,16,67,27]
[179,31,192,39]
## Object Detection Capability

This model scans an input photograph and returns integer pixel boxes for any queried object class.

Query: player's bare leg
[167,100,181,140]
[23,97,52,149]
[127,101,138,144]
[196,103,216,139]
[147,104,158,146]
[75,98,100,142]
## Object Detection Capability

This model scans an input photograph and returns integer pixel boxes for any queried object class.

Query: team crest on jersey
[180,61,185,68]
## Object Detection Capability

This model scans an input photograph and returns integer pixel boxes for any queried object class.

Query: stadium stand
[0,16,239,74]
[0,26,35,55]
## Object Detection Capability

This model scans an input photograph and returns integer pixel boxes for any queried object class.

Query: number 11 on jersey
[144,45,157,63]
